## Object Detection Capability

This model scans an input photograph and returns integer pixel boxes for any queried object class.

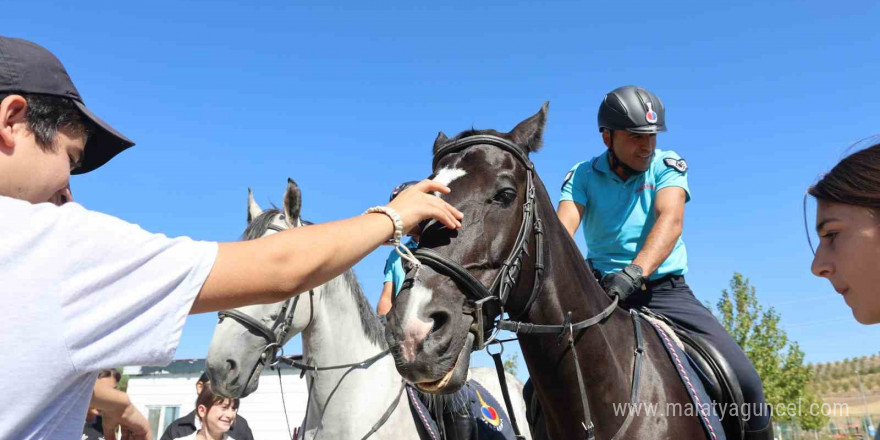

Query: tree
[503,352,519,377]
[715,273,813,424]
[799,391,830,433]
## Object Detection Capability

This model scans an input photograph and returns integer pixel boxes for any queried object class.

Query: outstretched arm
[192,179,463,313]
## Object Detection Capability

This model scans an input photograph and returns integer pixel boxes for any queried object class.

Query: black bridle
[413,134,547,350]
[218,222,315,368]
[412,134,635,440]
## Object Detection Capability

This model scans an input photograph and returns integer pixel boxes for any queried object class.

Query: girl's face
[198,399,237,435]
[811,201,880,324]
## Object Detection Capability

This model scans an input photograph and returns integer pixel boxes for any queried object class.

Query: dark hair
[809,142,880,210]
[198,371,210,384]
[0,92,92,152]
[195,384,240,421]
[97,368,122,383]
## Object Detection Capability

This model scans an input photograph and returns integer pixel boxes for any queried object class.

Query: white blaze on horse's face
[400,282,434,363]
[432,167,467,196]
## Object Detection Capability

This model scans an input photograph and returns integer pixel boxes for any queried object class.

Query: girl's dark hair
[809,141,880,210]
[0,92,93,152]
[195,384,240,420]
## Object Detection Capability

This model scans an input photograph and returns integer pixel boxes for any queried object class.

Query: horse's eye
[492,189,517,206]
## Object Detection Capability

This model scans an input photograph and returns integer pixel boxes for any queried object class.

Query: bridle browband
[413,134,636,440]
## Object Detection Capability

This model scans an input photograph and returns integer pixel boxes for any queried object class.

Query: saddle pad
[647,318,726,440]
[406,380,518,440]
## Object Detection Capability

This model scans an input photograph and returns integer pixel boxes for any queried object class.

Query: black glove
[601,264,645,302]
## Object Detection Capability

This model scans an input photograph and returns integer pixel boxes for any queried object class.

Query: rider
[555,85,773,439]
[377,181,421,316]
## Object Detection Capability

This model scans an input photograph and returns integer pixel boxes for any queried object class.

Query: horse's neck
[302,276,384,366]
[520,191,635,403]
[300,275,413,437]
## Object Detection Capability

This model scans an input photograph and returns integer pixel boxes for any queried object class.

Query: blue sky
[8,0,880,379]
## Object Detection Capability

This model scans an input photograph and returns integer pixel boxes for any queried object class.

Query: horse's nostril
[226,359,237,373]
[429,312,449,334]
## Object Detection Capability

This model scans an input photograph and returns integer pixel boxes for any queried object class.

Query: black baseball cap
[0,36,134,174]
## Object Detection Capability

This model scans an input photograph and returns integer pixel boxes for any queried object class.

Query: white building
[124,359,308,440]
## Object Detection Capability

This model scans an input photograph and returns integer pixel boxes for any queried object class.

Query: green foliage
[503,352,519,377]
[799,391,831,432]
[715,273,812,424]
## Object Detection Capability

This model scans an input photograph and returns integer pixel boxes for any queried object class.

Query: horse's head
[386,103,549,393]
[206,178,315,398]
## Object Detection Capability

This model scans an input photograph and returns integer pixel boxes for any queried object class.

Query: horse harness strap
[359,380,407,440]
[415,135,545,352]
[218,289,315,366]
[278,348,391,372]
[275,349,399,440]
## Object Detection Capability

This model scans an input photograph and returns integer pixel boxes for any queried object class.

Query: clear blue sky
[8,0,880,379]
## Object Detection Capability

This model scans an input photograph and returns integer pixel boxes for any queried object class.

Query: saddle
[640,308,747,440]
[407,380,519,440]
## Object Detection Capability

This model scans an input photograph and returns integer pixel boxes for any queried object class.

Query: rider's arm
[631,186,686,278]
[557,200,585,237]
[377,282,394,316]
[192,180,463,314]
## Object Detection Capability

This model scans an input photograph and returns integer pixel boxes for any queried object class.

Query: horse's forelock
[242,208,282,241]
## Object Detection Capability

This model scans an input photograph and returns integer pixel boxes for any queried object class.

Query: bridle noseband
[412,135,546,350]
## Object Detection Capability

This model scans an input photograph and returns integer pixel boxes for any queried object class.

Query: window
[147,405,181,438]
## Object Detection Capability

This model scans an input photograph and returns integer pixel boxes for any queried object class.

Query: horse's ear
[432,131,449,155]
[247,188,263,224]
[509,101,549,153]
[283,178,302,228]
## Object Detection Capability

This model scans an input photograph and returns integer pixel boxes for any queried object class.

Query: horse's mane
[241,209,387,348]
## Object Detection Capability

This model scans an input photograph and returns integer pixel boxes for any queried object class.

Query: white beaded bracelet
[364,206,404,244]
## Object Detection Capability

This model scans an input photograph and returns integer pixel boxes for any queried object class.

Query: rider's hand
[386,179,463,233]
[102,400,152,440]
[601,264,645,302]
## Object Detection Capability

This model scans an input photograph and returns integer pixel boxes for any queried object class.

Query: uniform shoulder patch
[561,170,574,191]
[663,157,688,173]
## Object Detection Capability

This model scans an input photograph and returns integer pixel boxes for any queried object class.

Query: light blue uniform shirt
[383,238,419,295]
[560,149,691,280]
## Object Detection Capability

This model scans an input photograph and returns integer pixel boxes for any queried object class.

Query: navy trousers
[624,275,771,430]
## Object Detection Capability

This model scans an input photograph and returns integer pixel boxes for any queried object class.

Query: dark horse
[384,104,711,439]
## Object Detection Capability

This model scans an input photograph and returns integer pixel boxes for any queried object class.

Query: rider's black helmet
[598,85,667,134]
[389,181,420,202]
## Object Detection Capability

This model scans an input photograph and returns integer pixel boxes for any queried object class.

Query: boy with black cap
[0,36,463,439]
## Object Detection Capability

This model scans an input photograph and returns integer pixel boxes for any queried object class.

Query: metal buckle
[470,297,497,350]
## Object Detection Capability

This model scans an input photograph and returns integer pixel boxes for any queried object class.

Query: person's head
[196,371,210,395]
[390,180,421,240]
[597,85,665,177]
[195,385,239,438]
[96,368,121,389]
[0,37,133,204]
[810,141,880,324]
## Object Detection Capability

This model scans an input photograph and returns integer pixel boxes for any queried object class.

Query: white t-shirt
[0,196,218,439]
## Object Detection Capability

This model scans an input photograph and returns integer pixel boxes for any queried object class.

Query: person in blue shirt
[556,86,772,439]
[377,181,421,316]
